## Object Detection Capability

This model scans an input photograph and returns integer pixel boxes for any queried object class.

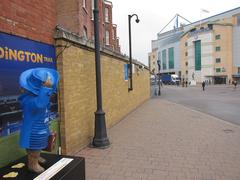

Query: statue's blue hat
[19,68,59,95]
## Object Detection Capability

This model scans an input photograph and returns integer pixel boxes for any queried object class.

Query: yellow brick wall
[56,40,150,154]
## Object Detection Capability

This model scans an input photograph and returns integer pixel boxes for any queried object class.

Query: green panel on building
[168,47,174,69]
[162,49,167,70]
[194,40,201,71]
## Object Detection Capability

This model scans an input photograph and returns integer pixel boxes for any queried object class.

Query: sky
[110,0,240,66]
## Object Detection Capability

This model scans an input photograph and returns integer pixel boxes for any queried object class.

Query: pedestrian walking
[202,81,206,91]
[233,80,237,89]
[185,80,188,87]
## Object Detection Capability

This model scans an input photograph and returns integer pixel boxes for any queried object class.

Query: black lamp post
[157,60,161,96]
[128,14,140,91]
[92,0,110,148]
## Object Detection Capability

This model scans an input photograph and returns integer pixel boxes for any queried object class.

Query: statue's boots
[27,151,45,173]
[38,156,46,164]
[27,150,46,164]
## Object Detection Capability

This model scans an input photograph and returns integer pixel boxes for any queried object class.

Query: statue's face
[43,76,52,88]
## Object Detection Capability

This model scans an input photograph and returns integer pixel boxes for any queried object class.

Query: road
[152,84,240,125]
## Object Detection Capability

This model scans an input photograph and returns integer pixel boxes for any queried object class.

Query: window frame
[216,46,221,52]
[216,68,221,73]
[83,0,86,8]
[105,30,110,45]
[105,7,109,23]
[215,34,221,40]
[194,40,201,71]
[168,47,174,69]
[216,58,221,63]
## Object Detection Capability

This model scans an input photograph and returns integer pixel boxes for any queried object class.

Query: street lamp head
[129,14,140,23]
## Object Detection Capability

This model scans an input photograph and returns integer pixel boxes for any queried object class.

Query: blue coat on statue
[18,68,59,150]
[19,88,52,150]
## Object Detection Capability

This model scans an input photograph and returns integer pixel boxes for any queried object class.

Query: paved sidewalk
[77,99,240,180]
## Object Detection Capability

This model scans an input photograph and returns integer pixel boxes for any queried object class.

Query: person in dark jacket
[202,81,206,91]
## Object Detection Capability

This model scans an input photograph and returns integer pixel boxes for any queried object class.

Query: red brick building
[0,0,56,45]
[0,0,121,52]
[56,0,121,52]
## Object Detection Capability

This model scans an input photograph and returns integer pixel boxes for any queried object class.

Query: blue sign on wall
[124,64,129,81]
[0,32,57,137]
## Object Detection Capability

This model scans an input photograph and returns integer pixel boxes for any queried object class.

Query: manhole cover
[223,129,234,133]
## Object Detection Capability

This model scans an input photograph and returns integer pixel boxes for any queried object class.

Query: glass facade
[194,40,201,70]
[168,47,174,69]
[162,49,167,70]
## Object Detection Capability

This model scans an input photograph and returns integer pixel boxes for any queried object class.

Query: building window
[238,67,240,73]
[186,70,188,74]
[83,0,86,8]
[222,67,226,72]
[162,50,167,70]
[83,26,87,39]
[105,8,109,22]
[215,34,221,40]
[185,62,188,66]
[216,58,221,63]
[153,61,155,65]
[185,42,188,46]
[112,29,115,40]
[185,52,188,56]
[194,40,201,71]
[91,0,94,19]
[208,24,213,30]
[216,68,221,73]
[168,47,174,69]
[216,46,221,51]
[105,30,109,45]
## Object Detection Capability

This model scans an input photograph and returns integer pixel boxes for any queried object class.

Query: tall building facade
[150,7,240,84]
[152,30,183,77]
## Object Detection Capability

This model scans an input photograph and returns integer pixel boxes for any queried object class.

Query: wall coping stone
[54,25,149,70]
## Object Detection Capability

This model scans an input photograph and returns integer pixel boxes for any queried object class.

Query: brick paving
[76,99,240,180]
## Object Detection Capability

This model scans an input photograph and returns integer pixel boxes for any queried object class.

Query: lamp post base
[92,111,110,148]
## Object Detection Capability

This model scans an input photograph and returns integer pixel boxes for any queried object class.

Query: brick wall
[56,0,80,35]
[55,30,150,154]
[0,0,56,44]
[56,0,120,52]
